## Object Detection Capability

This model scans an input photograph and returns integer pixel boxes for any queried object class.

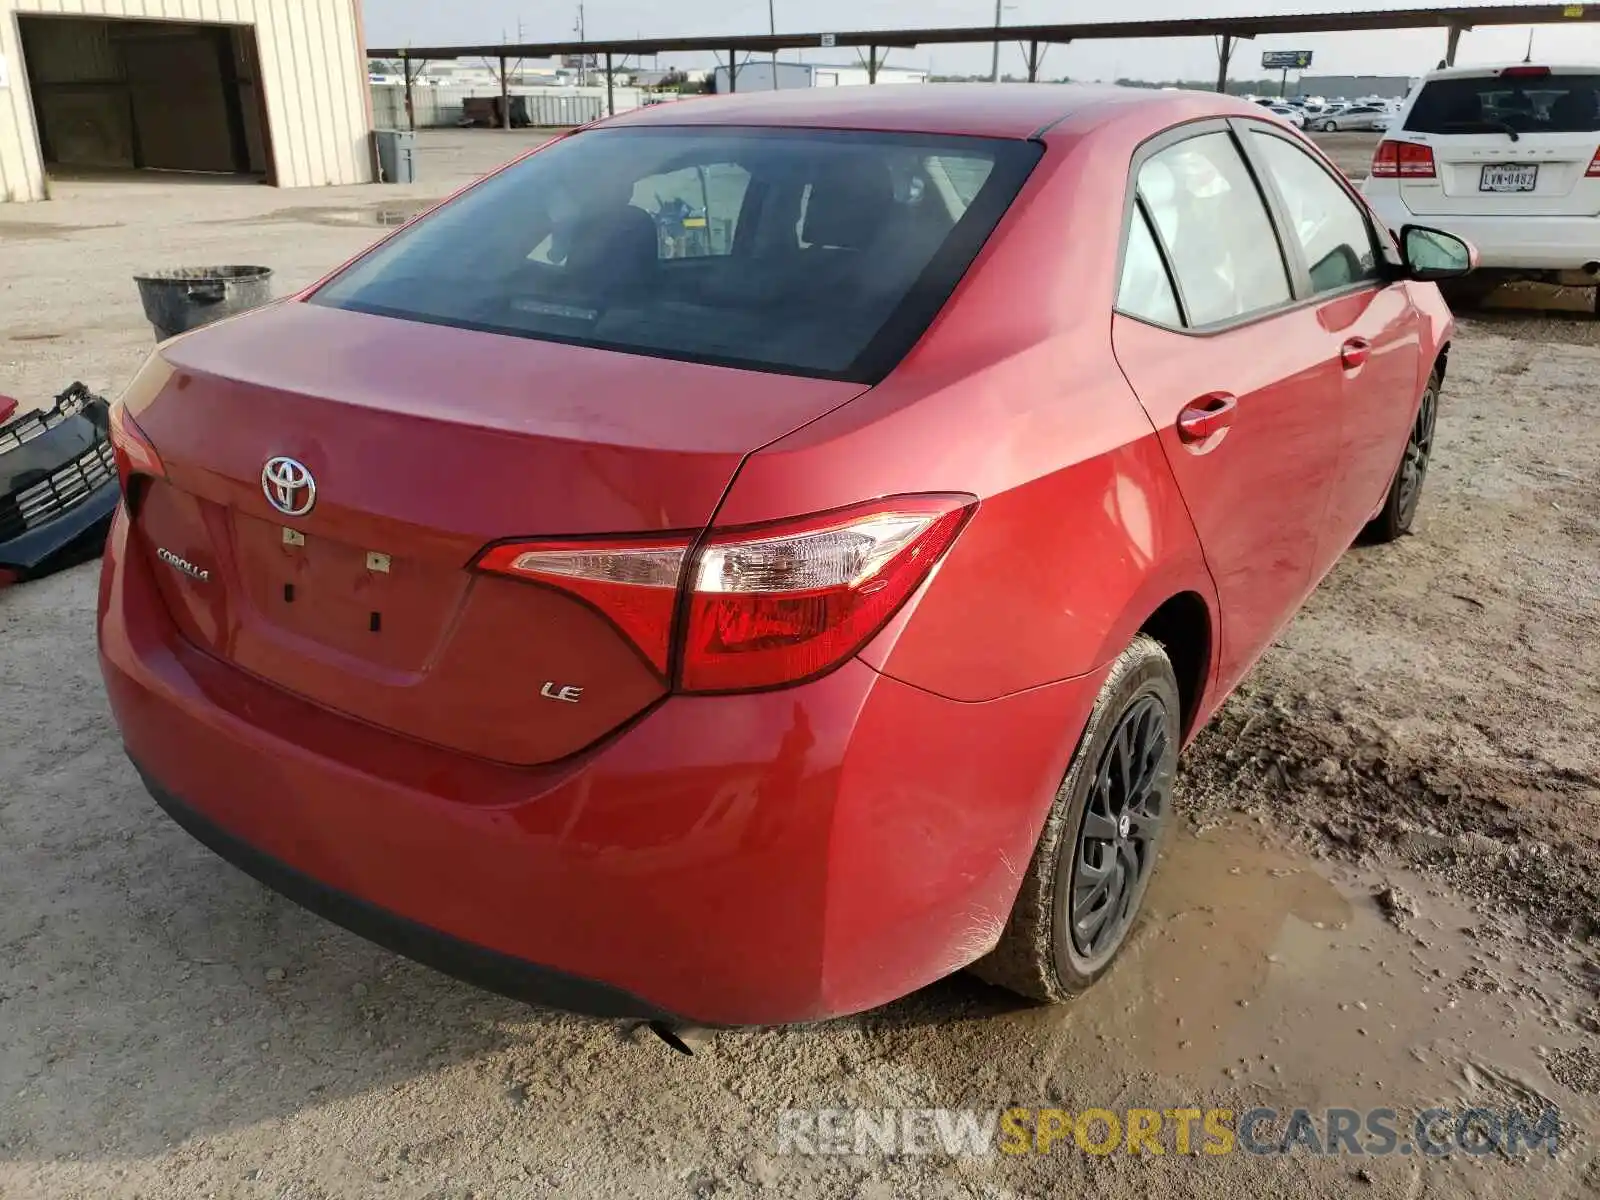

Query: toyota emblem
[262,456,316,517]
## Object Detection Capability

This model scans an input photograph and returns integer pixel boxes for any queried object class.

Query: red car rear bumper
[99,507,1105,1025]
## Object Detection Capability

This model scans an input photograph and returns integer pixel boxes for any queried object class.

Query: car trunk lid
[125,302,869,765]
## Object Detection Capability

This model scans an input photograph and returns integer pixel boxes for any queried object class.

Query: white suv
[1361,64,1600,276]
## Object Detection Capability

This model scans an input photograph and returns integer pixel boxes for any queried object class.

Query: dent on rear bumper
[99,507,1104,1024]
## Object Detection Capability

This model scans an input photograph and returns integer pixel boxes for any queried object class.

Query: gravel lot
[2,130,1597,1200]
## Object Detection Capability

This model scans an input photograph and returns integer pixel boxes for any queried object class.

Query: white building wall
[812,65,927,87]
[713,61,927,92]
[370,84,654,131]
[0,0,372,203]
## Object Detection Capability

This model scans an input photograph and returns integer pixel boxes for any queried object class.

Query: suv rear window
[312,127,1041,382]
[1406,73,1600,135]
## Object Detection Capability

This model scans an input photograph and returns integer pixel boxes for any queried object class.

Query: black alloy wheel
[1396,377,1437,528]
[1069,695,1170,960]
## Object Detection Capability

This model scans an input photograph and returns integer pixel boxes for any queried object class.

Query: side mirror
[1400,225,1477,282]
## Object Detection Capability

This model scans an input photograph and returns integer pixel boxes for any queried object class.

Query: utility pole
[575,3,586,87]
[769,0,778,89]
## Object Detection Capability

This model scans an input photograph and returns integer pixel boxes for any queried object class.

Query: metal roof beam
[370,6,1600,61]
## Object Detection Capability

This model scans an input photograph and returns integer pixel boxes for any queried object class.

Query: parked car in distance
[100,85,1471,1028]
[1362,63,1600,278]
[1312,104,1393,131]
[1267,104,1308,128]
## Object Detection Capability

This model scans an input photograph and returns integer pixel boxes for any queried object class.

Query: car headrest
[1547,88,1596,127]
[564,204,660,279]
[802,162,895,250]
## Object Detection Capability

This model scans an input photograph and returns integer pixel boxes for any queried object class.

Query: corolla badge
[262,456,316,517]
[157,547,210,583]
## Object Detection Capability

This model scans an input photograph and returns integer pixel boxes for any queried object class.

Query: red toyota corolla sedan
[99,85,1469,1027]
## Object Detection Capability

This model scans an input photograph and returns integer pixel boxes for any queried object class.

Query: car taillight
[1371,140,1435,179]
[680,495,974,692]
[1499,65,1551,78]
[1587,147,1600,178]
[473,494,975,691]
[108,402,165,489]
[475,537,688,674]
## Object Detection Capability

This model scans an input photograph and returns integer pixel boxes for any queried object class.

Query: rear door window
[1248,130,1381,294]
[312,127,1041,382]
[1137,132,1293,327]
[1117,206,1182,326]
[1406,73,1600,135]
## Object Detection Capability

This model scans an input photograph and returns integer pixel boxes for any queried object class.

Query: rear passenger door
[1241,123,1422,561]
[1111,123,1344,699]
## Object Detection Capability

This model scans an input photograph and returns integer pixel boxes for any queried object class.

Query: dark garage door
[21,16,271,180]
[121,30,238,174]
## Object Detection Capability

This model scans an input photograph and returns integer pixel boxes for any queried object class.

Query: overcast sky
[363,1,1600,81]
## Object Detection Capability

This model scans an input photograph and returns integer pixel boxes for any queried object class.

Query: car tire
[971,634,1180,1003]
[1320,120,1338,132]
[1363,367,1440,544]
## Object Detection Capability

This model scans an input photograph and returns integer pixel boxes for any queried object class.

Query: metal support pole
[499,53,510,129]
[402,53,415,131]
[1215,34,1234,94]
[1027,40,1040,82]
[605,51,614,115]
[868,45,879,84]
[990,0,1002,83]
[1445,25,1463,67]
[768,0,778,90]
[728,48,737,92]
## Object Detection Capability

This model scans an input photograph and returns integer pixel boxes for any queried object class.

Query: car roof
[599,82,1264,140]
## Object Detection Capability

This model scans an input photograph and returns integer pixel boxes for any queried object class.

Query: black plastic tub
[133,266,274,342]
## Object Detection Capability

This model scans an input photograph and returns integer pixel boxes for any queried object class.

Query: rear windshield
[312,127,1041,382]
[1406,73,1600,135]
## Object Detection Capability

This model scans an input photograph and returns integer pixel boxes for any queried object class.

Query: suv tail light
[1587,147,1600,178]
[1499,65,1551,78]
[475,494,975,691]
[1371,140,1436,179]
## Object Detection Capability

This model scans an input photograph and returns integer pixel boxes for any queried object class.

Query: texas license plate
[1480,164,1538,192]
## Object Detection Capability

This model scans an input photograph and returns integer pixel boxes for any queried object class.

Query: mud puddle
[865,817,1598,1193]
[221,202,434,229]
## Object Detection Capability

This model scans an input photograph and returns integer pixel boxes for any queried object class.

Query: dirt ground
[1,130,1597,1200]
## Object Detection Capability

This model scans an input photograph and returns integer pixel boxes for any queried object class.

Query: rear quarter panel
[1408,281,1455,388]
[714,117,1219,704]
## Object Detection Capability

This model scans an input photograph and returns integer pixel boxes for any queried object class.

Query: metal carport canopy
[368,4,1600,60]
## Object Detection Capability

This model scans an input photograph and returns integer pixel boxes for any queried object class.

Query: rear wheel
[971,635,1179,1002]
[1363,368,1440,544]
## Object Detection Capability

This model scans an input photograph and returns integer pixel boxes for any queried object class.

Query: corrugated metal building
[0,0,373,203]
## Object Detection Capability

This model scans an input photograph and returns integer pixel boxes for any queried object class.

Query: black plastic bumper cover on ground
[0,385,119,577]
[132,761,685,1024]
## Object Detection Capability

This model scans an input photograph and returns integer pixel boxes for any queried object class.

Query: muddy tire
[971,634,1180,1002]
[1363,368,1440,545]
